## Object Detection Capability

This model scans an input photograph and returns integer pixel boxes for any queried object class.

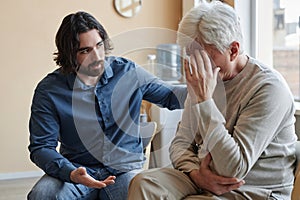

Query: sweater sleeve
[192,81,295,179]
[169,96,203,173]
[170,76,296,180]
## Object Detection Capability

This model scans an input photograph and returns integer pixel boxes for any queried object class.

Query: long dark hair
[53,11,113,74]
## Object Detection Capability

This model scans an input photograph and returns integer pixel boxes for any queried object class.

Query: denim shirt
[28,56,187,182]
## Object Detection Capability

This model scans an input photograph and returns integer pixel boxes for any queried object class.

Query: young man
[27,11,187,200]
[128,1,297,199]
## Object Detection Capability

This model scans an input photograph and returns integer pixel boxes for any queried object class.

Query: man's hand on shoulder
[70,167,116,188]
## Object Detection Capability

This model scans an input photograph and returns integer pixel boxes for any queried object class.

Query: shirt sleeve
[135,66,187,109]
[28,85,76,182]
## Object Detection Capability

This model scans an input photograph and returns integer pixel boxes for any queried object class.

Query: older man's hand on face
[184,49,220,104]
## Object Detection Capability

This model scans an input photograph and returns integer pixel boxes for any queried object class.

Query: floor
[0,177,39,200]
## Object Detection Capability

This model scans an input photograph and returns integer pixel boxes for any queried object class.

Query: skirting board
[0,170,44,180]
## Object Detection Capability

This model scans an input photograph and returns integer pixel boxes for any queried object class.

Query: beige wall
[0,0,181,175]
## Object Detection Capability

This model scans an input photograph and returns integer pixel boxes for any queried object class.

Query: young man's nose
[90,48,103,60]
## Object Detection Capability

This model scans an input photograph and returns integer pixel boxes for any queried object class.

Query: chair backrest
[291,141,300,199]
[140,121,157,169]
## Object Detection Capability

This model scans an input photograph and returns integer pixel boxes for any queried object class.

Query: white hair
[177,0,244,54]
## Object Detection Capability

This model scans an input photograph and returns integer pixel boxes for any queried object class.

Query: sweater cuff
[177,162,200,174]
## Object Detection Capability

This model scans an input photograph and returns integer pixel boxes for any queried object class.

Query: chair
[292,141,300,199]
[140,121,157,169]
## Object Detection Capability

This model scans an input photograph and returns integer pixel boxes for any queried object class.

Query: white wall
[235,0,254,56]
[235,0,273,66]
[0,0,182,178]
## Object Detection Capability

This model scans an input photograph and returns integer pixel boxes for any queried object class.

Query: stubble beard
[78,60,105,77]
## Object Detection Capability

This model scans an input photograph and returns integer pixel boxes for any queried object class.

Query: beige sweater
[170,57,297,198]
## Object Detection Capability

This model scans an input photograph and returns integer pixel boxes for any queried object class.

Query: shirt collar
[99,58,113,86]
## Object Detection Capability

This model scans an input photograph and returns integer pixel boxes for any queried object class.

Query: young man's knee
[27,187,55,200]
[27,176,64,200]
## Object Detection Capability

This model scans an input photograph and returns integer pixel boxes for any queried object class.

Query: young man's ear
[229,41,240,61]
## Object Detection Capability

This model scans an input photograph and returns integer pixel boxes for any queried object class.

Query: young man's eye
[97,41,104,48]
[78,48,89,54]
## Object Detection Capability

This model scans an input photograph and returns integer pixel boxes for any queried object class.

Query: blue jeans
[27,167,142,200]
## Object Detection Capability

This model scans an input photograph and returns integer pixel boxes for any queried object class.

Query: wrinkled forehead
[183,40,220,62]
[184,39,204,56]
